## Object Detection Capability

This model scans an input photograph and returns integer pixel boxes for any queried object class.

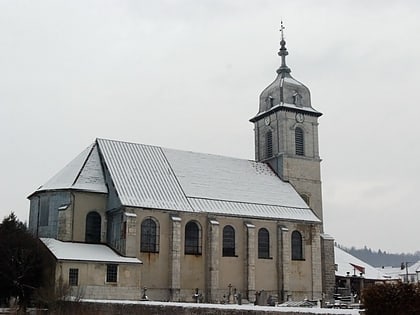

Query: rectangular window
[39,197,49,226]
[69,268,79,286]
[106,264,118,283]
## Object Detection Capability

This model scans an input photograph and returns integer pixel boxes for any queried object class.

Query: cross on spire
[277,21,291,74]
[280,20,285,41]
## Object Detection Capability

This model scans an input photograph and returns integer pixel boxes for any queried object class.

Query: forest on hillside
[337,244,420,267]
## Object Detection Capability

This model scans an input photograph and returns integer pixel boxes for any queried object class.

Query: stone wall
[321,234,336,303]
[48,301,361,315]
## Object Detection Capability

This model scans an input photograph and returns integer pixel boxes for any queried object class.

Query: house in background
[379,261,420,284]
[28,31,336,304]
[334,246,392,302]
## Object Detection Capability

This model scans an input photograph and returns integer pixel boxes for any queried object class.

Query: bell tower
[250,23,324,222]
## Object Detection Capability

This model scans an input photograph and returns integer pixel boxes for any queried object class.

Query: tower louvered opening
[295,127,304,156]
[266,131,273,158]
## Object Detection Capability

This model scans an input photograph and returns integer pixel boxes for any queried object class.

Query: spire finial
[280,20,285,41]
[277,21,291,74]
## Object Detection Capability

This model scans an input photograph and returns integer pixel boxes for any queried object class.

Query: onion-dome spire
[277,21,291,74]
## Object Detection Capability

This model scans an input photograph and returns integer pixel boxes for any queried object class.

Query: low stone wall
[75,285,141,300]
[47,301,361,315]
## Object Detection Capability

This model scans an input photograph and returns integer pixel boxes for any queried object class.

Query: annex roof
[41,238,141,264]
[33,138,320,222]
[335,246,391,280]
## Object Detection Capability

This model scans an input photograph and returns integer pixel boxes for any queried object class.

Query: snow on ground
[80,299,362,314]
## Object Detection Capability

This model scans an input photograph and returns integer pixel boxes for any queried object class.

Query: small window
[85,211,101,243]
[222,225,235,257]
[185,221,202,255]
[266,131,273,158]
[293,91,302,106]
[69,268,79,286]
[292,230,304,260]
[141,217,160,253]
[295,127,304,156]
[106,264,118,283]
[265,96,274,108]
[258,228,270,259]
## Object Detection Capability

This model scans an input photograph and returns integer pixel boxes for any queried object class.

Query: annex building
[28,31,336,304]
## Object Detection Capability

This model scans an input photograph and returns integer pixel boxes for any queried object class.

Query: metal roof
[188,198,319,222]
[97,138,319,222]
[34,138,320,222]
[163,147,309,208]
[97,139,193,212]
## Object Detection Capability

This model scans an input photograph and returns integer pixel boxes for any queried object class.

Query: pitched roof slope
[35,144,107,194]
[98,138,193,212]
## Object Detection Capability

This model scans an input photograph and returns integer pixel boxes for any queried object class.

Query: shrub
[362,282,420,315]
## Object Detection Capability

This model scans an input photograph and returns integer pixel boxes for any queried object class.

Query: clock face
[264,116,271,125]
[296,113,304,123]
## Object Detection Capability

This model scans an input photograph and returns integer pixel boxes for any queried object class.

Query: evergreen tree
[0,212,49,309]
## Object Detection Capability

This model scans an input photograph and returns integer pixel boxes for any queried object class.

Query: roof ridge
[71,142,96,187]
[96,137,162,150]
[160,147,195,212]
[97,137,254,163]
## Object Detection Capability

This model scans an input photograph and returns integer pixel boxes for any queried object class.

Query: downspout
[311,224,315,300]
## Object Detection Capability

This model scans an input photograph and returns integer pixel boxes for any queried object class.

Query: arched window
[266,131,273,158]
[292,230,304,260]
[185,221,202,255]
[295,127,304,156]
[85,211,101,243]
[141,217,159,253]
[222,225,235,257]
[258,228,270,259]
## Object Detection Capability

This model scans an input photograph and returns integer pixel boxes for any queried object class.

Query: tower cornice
[249,104,322,123]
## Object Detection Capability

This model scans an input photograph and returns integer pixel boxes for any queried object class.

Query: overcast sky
[1,0,419,254]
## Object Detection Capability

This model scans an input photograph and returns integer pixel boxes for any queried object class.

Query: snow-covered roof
[163,147,310,209]
[41,238,141,264]
[335,246,391,280]
[32,138,320,222]
[379,261,420,278]
[34,144,108,194]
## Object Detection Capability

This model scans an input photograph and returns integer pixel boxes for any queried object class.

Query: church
[28,30,335,304]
